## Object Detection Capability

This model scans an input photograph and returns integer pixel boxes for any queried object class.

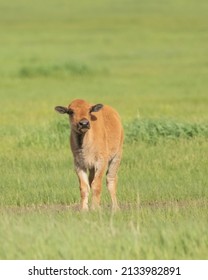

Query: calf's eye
[68,109,74,116]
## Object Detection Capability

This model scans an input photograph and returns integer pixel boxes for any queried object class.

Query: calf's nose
[79,118,90,128]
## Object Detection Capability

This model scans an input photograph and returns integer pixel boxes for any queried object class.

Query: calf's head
[55,99,103,134]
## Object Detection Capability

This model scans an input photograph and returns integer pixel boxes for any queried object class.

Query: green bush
[18,61,94,78]
[17,118,208,149]
[125,118,208,144]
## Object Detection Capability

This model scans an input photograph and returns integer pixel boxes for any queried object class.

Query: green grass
[0,204,207,259]
[0,0,208,259]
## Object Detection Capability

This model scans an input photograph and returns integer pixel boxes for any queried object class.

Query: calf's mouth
[77,119,90,134]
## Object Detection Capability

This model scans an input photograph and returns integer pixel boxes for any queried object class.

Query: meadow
[0,0,208,259]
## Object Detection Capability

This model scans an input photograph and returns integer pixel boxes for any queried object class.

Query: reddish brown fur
[55,99,123,210]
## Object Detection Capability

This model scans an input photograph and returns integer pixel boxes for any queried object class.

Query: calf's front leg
[76,169,90,211]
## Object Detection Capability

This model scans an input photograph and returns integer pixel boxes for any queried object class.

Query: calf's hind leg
[106,154,122,211]
[88,167,95,187]
[91,165,106,210]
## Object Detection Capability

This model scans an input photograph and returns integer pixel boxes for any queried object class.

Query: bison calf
[55,99,123,211]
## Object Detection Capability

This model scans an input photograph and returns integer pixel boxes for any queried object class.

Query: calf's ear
[90,104,103,113]
[55,106,69,114]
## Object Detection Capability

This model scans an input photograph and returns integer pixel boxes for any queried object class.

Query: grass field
[0,0,208,259]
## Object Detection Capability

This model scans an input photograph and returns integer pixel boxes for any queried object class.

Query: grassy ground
[0,0,208,259]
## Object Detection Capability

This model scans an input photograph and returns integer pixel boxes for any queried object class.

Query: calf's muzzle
[78,118,90,131]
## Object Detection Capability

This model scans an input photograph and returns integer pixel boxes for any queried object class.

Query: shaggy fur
[55,99,123,210]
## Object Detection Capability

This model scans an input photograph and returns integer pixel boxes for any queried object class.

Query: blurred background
[1,0,208,125]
